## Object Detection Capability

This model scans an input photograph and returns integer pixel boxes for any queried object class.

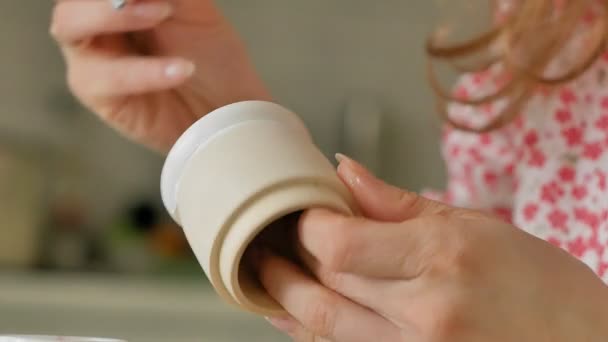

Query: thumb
[335,154,450,222]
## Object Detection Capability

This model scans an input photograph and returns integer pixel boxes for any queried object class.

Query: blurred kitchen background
[0,1,488,341]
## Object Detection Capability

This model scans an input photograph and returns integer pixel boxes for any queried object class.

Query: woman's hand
[257,155,608,341]
[51,0,271,152]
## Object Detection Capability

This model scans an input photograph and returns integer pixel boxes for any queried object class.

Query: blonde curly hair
[427,0,608,132]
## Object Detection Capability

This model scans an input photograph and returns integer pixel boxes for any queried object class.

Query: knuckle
[49,6,64,40]
[396,190,423,212]
[323,218,357,271]
[443,234,472,270]
[420,217,477,277]
[446,229,480,273]
[302,296,338,338]
[316,267,345,291]
[49,23,59,41]
[397,191,450,216]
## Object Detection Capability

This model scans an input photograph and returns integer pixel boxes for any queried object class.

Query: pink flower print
[574,208,600,230]
[597,171,606,190]
[600,263,608,278]
[601,96,608,109]
[455,86,469,100]
[583,141,604,160]
[596,115,608,131]
[513,116,525,130]
[529,148,546,167]
[568,237,587,258]
[558,166,576,182]
[585,212,600,230]
[523,203,539,222]
[524,130,539,146]
[601,210,608,222]
[547,209,569,232]
[574,207,587,221]
[547,237,563,248]
[572,185,588,200]
[588,230,604,253]
[481,103,494,116]
[468,148,485,164]
[479,134,492,146]
[561,127,583,146]
[560,88,578,105]
[541,181,565,204]
[472,72,487,85]
[504,163,515,176]
[448,145,461,158]
[493,207,512,223]
[555,109,572,124]
[484,171,498,188]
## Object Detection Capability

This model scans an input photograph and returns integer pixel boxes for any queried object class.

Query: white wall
[222,0,448,188]
[0,1,486,226]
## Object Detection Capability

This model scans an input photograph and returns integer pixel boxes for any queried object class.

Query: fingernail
[335,153,374,187]
[133,1,173,19]
[265,316,297,335]
[335,153,363,170]
[335,153,347,163]
[165,60,195,78]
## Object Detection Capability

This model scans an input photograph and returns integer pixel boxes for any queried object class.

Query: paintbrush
[110,0,127,10]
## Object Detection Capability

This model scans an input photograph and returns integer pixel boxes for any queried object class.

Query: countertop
[0,271,286,342]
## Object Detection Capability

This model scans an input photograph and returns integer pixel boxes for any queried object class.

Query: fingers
[51,0,173,45]
[297,242,411,321]
[336,154,452,222]
[67,55,195,99]
[257,251,401,342]
[297,209,447,279]
[51,1,195,101]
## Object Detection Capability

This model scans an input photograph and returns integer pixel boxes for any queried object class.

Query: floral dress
[424,51,608,282]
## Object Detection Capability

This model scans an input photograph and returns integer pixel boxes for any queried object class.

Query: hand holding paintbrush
[50,0,271,152]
